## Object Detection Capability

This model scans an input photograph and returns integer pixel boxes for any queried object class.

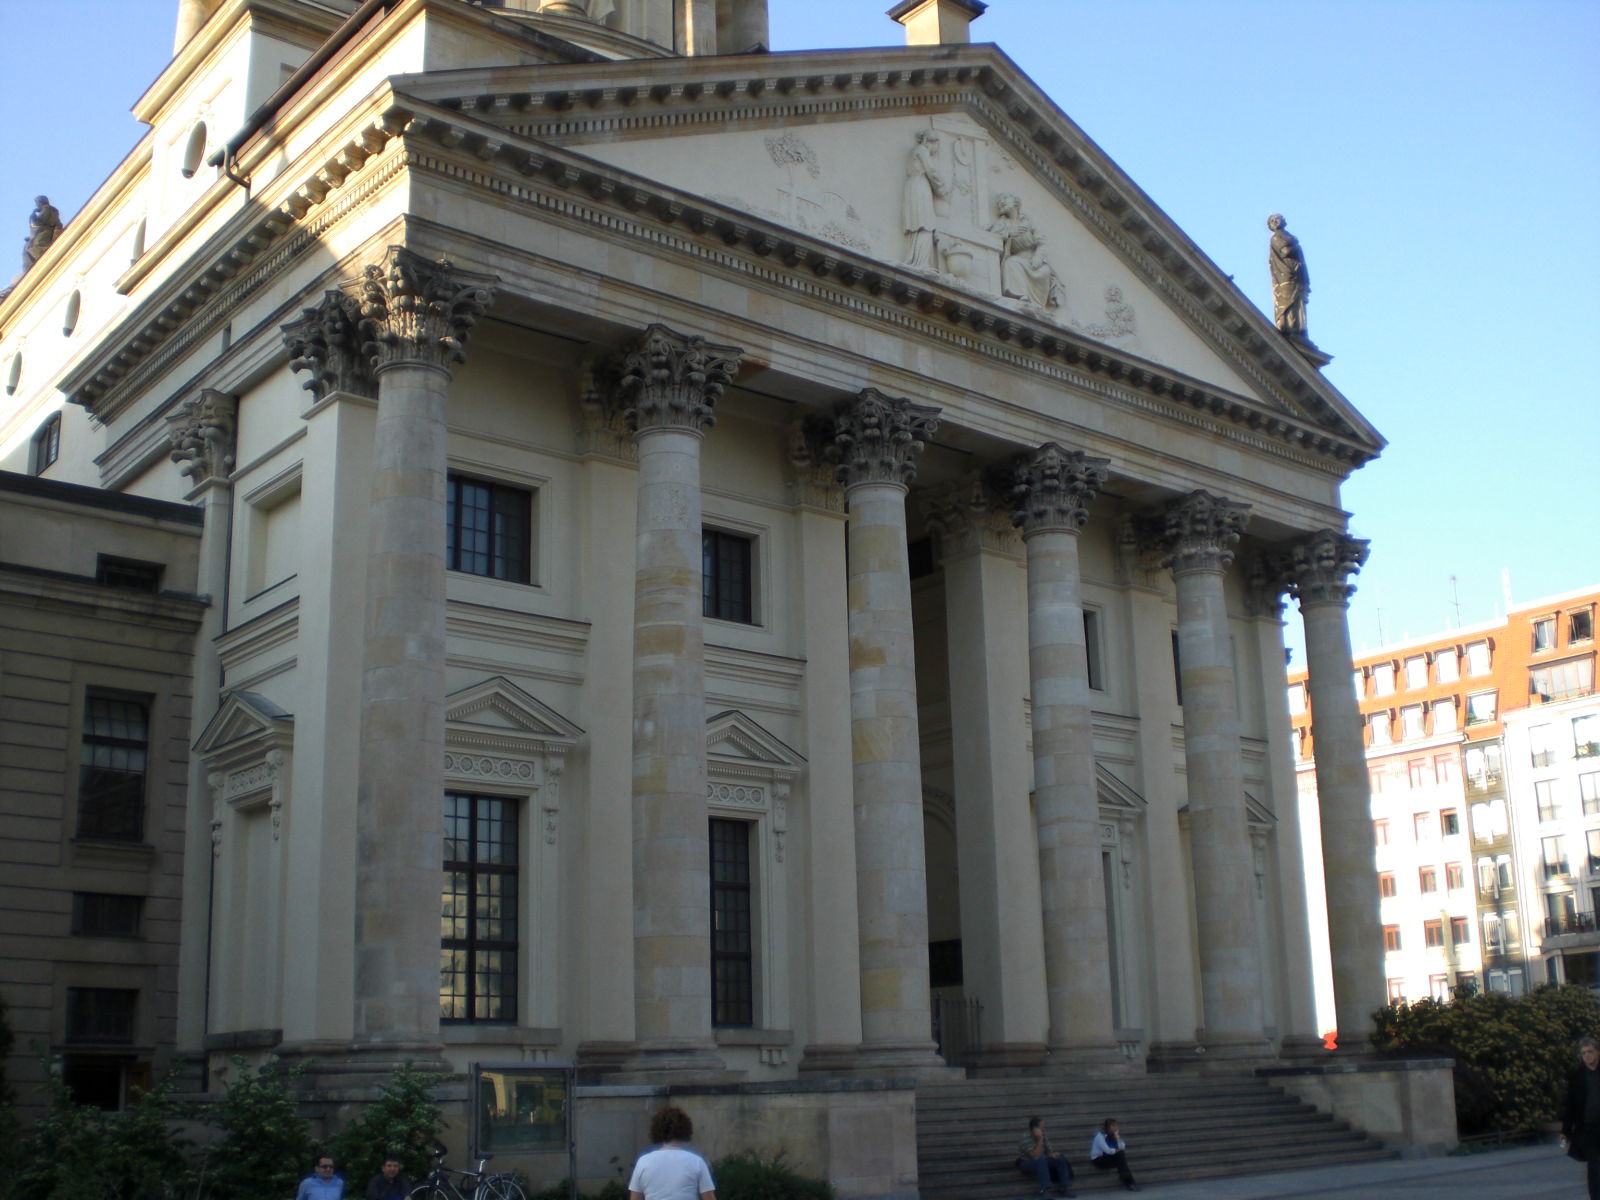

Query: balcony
[1544,913,1600,951]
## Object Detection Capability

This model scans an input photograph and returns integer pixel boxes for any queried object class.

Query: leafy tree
[194,1056,312,1200]
[1373,982,1600,1136]
[327,1062,444,1189]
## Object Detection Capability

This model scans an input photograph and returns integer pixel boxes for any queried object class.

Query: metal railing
[932,996,983,1067]
[1545,912,1599,937]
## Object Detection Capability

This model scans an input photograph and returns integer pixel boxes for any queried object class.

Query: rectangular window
[1572,608,1595,645]
[1404,656,1429,690]
[1424,918,1444,948]
[1419,867,1438,894]
[1373,819,1390,846]
[440,792,518,1023]
[1446,862,1466,890]
[1352,668,1366,699]
[95,556,163,593]
[1450,916,1471,947]
[1465,691,1497,725]
[1401,706,1425,741]
[1369,712,1392,747]
[1483,916,1504,951]
[1575,713,1600,759]
[1287,682,1306,716]
[1530,658,1595,704]
[1465,640,1491,677]
[702,528,754,624]
[1429,974,1450,1002]
[1372,662,1396,697]
[71,893,142,938]
[1533,617,1556,653]
[1436,753,1457,783]
[1588,829,1600,873]
[65,987,136,1044]
[1435,649,1460,683]
[1543,835,1570,880]
[1582,772,1600,816]
[1530,724,1557,768]
[1083,609,1104,692]
[77,693,149,842]
[1383,925,1401,952]
[1537,780,1559,822]
[1442,808,1461,837]
[1387,978,1406,1004]
[1465,744,1503,789]
[1413,812,1432,841]
[1378,872,1396,898]
[710,817,754,1028]
[32,412,61,474]
[1432,699,1457,734]
[1455,970,1478,994]
[446,474,532,583]
[1369,767,1384,795]
[1172,631,1183,706]
[1407,760,1427,789]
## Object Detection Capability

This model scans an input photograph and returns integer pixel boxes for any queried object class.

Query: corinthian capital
[922,473,1019,557]
[619,324,743,434]
[1285,528,1369,608]
[357,247,497,374]
[1157,489,1251,574]
[825,388,940,490]
[1009,443,1110,537]
[281,290,373,401]
[167,389,237,483]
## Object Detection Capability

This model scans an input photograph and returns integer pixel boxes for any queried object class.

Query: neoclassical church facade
[1,0,1388,1128]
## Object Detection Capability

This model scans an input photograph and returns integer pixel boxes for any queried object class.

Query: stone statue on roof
[1266,213,1308,339]
[22,196,63,273]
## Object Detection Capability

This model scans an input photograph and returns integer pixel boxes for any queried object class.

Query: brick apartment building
[1291,585,1600,1019]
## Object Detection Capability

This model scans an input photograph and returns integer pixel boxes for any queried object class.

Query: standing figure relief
[902,129,950,270]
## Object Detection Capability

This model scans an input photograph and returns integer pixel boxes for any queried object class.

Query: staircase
[916,1072,1399,1196]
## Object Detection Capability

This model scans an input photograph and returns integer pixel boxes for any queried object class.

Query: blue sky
[3,0,1597,661]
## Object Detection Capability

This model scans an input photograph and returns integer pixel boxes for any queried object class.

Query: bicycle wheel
[474,1176,526,1200]
[411,1182,463,1200]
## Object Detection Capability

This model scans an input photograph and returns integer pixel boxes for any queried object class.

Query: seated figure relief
[987,192,1063,310]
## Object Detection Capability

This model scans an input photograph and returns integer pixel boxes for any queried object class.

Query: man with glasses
[296,1154,345,1200]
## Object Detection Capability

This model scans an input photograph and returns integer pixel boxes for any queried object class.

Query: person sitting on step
[1089,1118,1141,1193]
[1016,1115,1076,1197]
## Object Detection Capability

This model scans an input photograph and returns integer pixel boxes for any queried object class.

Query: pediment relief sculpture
[987,192,1063,311]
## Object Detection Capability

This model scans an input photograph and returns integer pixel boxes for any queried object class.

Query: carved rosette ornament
[617,323,742,433]
[825,388,940,490]
[1158,490,1251,575]
[1285,528,1369,608]
[281,290,373,400]
[1009,442,1110,537]
[167,389,238,482]
[357,246,498,374]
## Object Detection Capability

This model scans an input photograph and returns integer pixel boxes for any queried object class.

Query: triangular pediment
[194,690,294,757]
[1245,790,1278,828]
[1095,764,1148,813]
[445,677,583,748]
[394,46,1381,453]
[706,709,805,777]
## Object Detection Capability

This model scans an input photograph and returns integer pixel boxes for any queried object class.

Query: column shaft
[631,425,716,1054]
[353,361,451,1046]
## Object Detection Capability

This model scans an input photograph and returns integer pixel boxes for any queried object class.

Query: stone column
[1010,444,1125,1067]
[349,248,495,1054]
[1288,530,1383,1050]
[1158,490,1267,1055]
[826,388,945,1070]
[923,478,1045,1068]
[166,390,237,1071]
[619,324,741,1070]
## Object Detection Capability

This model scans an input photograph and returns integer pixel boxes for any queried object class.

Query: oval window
[181,121,208,178]
[63,289,81,336]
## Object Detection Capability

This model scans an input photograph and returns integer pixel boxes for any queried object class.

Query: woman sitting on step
[1089,1119,1141,1193]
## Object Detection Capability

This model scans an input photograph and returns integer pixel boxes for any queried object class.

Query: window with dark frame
[702,529,754,624]
[709,817,754,1028]
[1378,872,1396,898]
[77,693,150,842]
[1383,924,1401,952]
[1083,609,1104,692]
[95,556,163,593]
[71,893,143,938]
[446,474,532,583]
[33,412,61,474]
[1170,631,1182,706]
[440,792,518,1023]
[1450,917,1471,947]
[1424,919,1444,948]
[65,987,137,1044]
[1572,608,1595,644]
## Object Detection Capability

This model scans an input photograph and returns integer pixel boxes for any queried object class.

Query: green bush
[1373,982,1599,1136]
[327,1062,444,1190]
[192,1056,312,1200]
[709,1150,834,1200]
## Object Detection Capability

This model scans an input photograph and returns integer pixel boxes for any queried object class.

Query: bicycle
[409,1142,527,1200]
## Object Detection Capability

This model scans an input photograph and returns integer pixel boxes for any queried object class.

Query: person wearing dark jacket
[366,1156,410,1200]
[1562,1036,1600,1198]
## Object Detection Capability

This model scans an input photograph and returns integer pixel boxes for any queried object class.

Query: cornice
[400,44,1380,453]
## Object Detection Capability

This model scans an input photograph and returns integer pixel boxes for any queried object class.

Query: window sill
[443,1025,561,1047]
[713,1027,792,1047]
